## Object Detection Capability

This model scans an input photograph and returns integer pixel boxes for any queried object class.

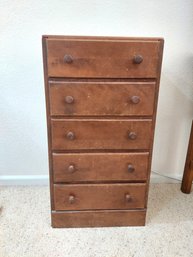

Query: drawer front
[53,152,149,182]
[54,183,146,210]
[51,119,152,150]
[46,39,161,78]
[52,209,146,227]
[49,81,156,116]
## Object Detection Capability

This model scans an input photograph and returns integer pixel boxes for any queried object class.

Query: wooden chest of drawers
[42,35,164,228]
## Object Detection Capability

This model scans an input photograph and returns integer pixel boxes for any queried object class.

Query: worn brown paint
[51,119,152,150]
[46,39,160,78]
[49,81,156,117]
[52,209,146,228]
[52,152,149,183]
[42,35,164,227]
[54,183,146,210]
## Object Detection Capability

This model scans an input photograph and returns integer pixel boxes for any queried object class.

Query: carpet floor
[0,184,193,257]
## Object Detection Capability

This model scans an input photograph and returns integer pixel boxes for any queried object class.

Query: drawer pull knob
[125,193,132,202]
[128,164,135,172]
[68,164,75,173]
[131,95,140,104]
[68,195,75,204]
[65,95,74,104]
[66,131,75,140]
[133,55,143,64]
[128,132,137,140]
[64,54,73,64]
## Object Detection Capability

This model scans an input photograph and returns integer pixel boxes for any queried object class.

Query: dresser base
[51,209,146,228]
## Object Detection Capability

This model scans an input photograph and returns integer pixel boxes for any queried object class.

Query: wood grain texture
[53,152,149,182]
[46,38,160,78]
[51,119,152,150]
[42,37,55,210]
[143,38,164,209]
[54,183,146,210]
[52,209,146,227]
[181,121,193,194]
[42,35,164,227]
[49,81,156,117]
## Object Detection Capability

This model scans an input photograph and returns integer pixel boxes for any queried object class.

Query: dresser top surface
[42,35,164,43]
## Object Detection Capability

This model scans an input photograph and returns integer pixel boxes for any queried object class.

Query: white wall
[0,0,193,184]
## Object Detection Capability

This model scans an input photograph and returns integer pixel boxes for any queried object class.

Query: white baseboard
[150,173,181,183]
[0,173,182,185]
[0,175,49,185]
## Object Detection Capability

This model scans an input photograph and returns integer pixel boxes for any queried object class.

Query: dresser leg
[181,161,193,194]
[181,121,193,194]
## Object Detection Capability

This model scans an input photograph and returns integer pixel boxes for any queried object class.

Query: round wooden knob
[125,194,132,202]
[65,95,74,104]
[128,132,137,140]
[66,131,75,140]
[68,195,75,204]
[68,164,75,173]
[133,55,143,64]
[64,54,73,64]
[131,96,140,104]
[128,164,135,172]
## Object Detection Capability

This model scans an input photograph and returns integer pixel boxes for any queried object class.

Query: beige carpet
[0,184,193,257]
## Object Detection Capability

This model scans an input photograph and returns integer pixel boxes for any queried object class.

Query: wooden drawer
[51,119,152,150]
[46,38,161,78]
[53,152,149,182]
[49,81,156,117]
[52,209,146,227]
[54,183,146,211]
